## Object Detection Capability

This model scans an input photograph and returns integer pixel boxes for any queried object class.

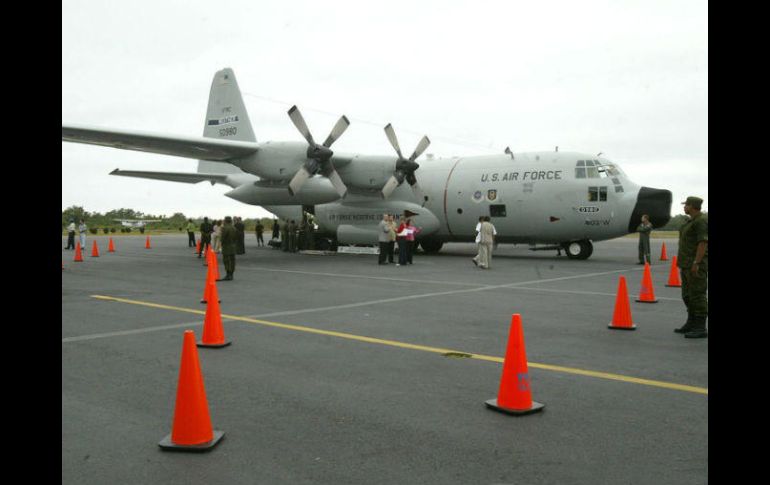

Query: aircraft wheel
[419,239,443,254]
[563,240,593,260]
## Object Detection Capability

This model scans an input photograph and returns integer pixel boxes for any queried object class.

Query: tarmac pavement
[62,235,707,484]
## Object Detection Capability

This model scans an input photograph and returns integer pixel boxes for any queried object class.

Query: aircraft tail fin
[199,68,255,175]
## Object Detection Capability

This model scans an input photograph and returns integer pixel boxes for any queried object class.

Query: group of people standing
[64,219,88,250]
[194,216,245,281]
[378,214,420,266]
[472,216,497,269]
[274,218,316,253]
[635,197,708,338]
[192,217,247,257]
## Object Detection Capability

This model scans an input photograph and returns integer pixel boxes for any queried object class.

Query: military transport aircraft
[114,219,161,229]
[62,68,672,259]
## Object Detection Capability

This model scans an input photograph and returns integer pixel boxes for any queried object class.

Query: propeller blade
[410,179,426,206]
[384,123,404,160]
[380,175,400,199]
[322,115,350,147]
[288,166,313,196]
[324,166,348,197]
[409,135,431,162]
[288,105,315,146]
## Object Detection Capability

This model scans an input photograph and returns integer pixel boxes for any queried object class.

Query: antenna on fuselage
[504,146,514,160]
[597,152,603,157]
[555,146,559,152]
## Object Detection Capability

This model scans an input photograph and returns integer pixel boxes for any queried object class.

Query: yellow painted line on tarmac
[90,295,708,396]
[469,354,707,395]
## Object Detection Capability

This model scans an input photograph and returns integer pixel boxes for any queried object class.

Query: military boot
[684,315,708,339]
[674,313,695,334]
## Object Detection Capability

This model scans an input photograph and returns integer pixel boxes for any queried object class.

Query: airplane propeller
[287,105,349,197]
[381,123,430,204]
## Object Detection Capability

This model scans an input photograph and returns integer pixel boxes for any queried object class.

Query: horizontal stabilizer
[109,169,231,185]
[63,123,259,161]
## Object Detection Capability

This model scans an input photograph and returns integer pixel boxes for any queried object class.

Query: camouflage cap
[681,196,703,206]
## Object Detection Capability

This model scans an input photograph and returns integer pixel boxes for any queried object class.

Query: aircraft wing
[62,123,259,161]
[109,169,231,185]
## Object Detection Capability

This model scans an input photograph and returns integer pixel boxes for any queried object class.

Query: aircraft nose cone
[628,187,672,232]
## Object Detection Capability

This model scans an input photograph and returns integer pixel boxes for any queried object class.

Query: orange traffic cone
[158,330,225,451]
[485,314,545,415]
[91,240,100,257]
[74,242,83,262]
[200,263,221,304]
[665,256,682,287]
[198,282,231,348]
[660,242,668,261]
[208,247,220,280]
[108,237,116,253]
[636,262,658,303]
[195,240,201,255]
[145,236,152,249]
[608,276,636,330]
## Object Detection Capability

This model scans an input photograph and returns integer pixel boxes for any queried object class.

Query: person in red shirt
[405,218,421,264]
[396,217,409,266]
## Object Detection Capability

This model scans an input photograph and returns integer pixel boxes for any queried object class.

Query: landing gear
[562,240,593,260]
[418,239,444,254]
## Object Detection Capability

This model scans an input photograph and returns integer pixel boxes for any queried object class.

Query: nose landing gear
[562,240,593,260]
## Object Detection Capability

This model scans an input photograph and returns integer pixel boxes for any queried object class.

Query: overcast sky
[62,0,708,219]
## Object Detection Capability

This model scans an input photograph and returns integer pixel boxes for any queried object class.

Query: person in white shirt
[472,216,484,266]
[477,216,498,269]
[78,220,88,250]
[212,221,222,253]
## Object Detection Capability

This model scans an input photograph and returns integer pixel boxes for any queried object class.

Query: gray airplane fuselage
[258,150,670,246]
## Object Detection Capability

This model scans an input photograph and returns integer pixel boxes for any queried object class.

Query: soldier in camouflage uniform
[675,196,708,338]
[198,217,213,259]
[280,220,288,252]
[218,216,237,281]
[636,214,652,264]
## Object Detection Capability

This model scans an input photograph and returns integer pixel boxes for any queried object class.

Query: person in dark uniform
[256,221,264,247]
[636,214,653,264]
[674,196,708,338]
[198,217,213,259]
[298,217,308,251]
[218,216,237,281]
[234,216,246,255]
[272,219,280,240]
[305,217,315,251]
[280,220,288,251]
[288,220,298,253]
[65,219,76,249]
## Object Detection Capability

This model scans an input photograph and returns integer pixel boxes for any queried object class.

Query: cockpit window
[588,186,608,202]
[604,164,621,177]
[576,159,602,179]
[595,160,609,178]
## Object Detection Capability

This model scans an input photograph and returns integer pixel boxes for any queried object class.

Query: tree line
[61,206,278,233]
